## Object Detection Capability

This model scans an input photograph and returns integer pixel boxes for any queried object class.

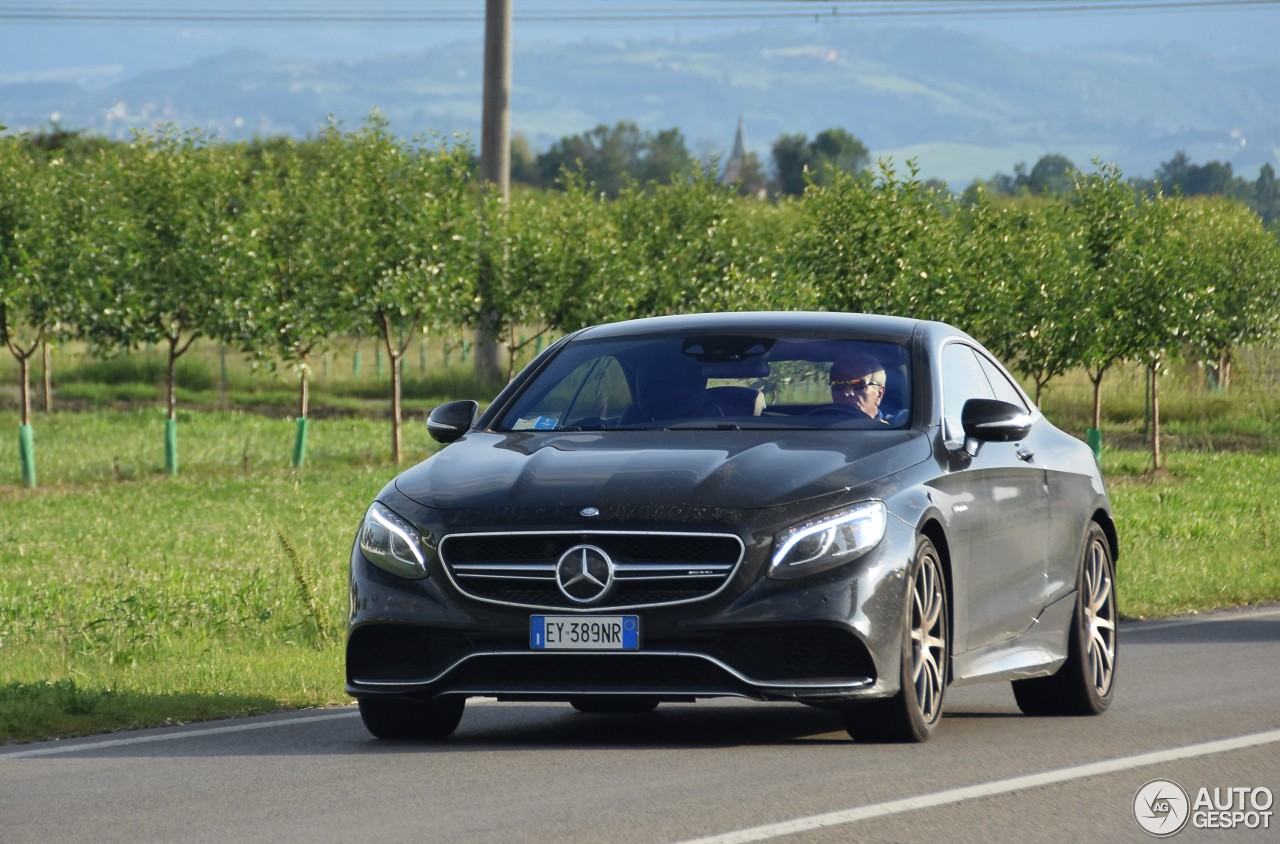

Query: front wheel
[358,696,465,740]
[843,535,948,743]
[1012,522,1118,715]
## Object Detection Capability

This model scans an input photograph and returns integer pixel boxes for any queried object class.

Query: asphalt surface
[3,607,1278,844]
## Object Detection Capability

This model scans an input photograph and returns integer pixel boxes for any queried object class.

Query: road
[4,607,1278,844]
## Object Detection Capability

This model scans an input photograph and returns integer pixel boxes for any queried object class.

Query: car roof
[571,311,970,346]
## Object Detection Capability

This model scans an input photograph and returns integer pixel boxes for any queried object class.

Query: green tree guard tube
[165,418,178,476]
[1086,427,1102,460]
[293,417,309,468]
[19,424,36,488]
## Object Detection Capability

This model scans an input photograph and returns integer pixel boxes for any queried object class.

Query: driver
[829,353,888,422]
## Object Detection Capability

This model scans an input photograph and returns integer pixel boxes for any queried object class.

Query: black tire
[843,536,948,743]
[358,696,465,740]
[569,696,660,714]
[1012,522,1118,716]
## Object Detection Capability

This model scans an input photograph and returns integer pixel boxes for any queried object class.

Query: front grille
[439,530,745,610]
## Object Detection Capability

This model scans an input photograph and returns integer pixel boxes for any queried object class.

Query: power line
[1,0,1276,26]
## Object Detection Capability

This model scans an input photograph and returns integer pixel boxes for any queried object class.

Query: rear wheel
[358,696,465,740]
[1012,522,1117,715]
[843,536,948,743]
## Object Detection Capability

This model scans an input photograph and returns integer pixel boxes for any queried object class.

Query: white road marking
[0,699,516,760]
[1122,606,1280,634]
[672,728,1280,844]
[1,709,361,759]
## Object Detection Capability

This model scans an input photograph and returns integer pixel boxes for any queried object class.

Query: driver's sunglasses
[830,377,882,392]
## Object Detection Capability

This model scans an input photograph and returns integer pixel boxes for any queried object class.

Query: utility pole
[481,0,511,199]
[474,0,511,384]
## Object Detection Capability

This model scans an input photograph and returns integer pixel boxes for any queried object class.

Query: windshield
[496,333,911,431]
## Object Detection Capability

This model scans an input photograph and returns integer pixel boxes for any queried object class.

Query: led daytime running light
[771,501,886,574]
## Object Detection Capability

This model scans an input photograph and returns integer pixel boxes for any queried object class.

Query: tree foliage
[770,128,871,197]
[4,123,1280,478]
[532,121,694,197]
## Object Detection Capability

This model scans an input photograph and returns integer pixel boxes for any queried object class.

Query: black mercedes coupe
[346,312,1119,742]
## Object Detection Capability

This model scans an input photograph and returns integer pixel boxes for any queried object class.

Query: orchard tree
[0,140,43,435]
[224,138,352,466]
[957,191,1086,402]
[609,170,745,319]
[317,116,479,465]
[1068,162,1144,437]
[786,160,959,321]
[82,129,245,475]
[499,173,623,364]
[1175,196,1280,390]
[709,190,801,312]
[0,137,108,486]
[1125,193,1196,472]
[0,140,49,486]
[1073,165,1192,472]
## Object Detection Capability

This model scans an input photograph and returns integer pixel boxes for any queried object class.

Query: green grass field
[0,410,428,743]
[2,349,1278,744]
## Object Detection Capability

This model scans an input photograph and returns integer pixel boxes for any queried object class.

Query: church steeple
[721,114,747,184]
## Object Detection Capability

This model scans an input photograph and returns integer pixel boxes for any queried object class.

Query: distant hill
[3,23,1277,189]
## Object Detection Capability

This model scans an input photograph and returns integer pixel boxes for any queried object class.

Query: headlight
[358,502,429,580]
[769,501,887,579]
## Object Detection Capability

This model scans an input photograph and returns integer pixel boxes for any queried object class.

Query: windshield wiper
[663,421,743,430]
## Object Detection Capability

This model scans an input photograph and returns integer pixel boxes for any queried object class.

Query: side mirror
[961,398,1033,455]
[427,400,479,444]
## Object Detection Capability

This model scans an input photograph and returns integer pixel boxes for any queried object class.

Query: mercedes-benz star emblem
[555,544,615,604]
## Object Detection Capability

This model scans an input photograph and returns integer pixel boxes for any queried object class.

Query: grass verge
[1,407,1278,744]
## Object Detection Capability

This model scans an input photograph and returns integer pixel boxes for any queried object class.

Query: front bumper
[346,505,917,707]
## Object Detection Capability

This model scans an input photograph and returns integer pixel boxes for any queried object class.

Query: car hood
[395,429,932,511]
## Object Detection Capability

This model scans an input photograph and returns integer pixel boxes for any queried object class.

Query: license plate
[530,615,640,650]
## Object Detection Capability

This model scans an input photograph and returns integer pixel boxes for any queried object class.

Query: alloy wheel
[1082,537,1117,697]
[910,549,947,725]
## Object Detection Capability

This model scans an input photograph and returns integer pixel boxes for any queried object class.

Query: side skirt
[949,590,1075,686]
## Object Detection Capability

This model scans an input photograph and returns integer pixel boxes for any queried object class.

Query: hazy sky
[2,0,1276,83]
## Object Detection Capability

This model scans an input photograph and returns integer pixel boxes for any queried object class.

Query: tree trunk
[294,356,311,470]
[18,353,31,427]
[1088,369,1106,431]
[166,336,179,421]
[298,355,310,419]
[1149,360,1162,473]
[381,313,404,466]
[41,338,53,413]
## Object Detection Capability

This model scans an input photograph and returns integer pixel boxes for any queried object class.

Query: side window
[510,356,629,429]
[975,353,1031,412]
[562,357,630,425]
[940,343,996,442]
